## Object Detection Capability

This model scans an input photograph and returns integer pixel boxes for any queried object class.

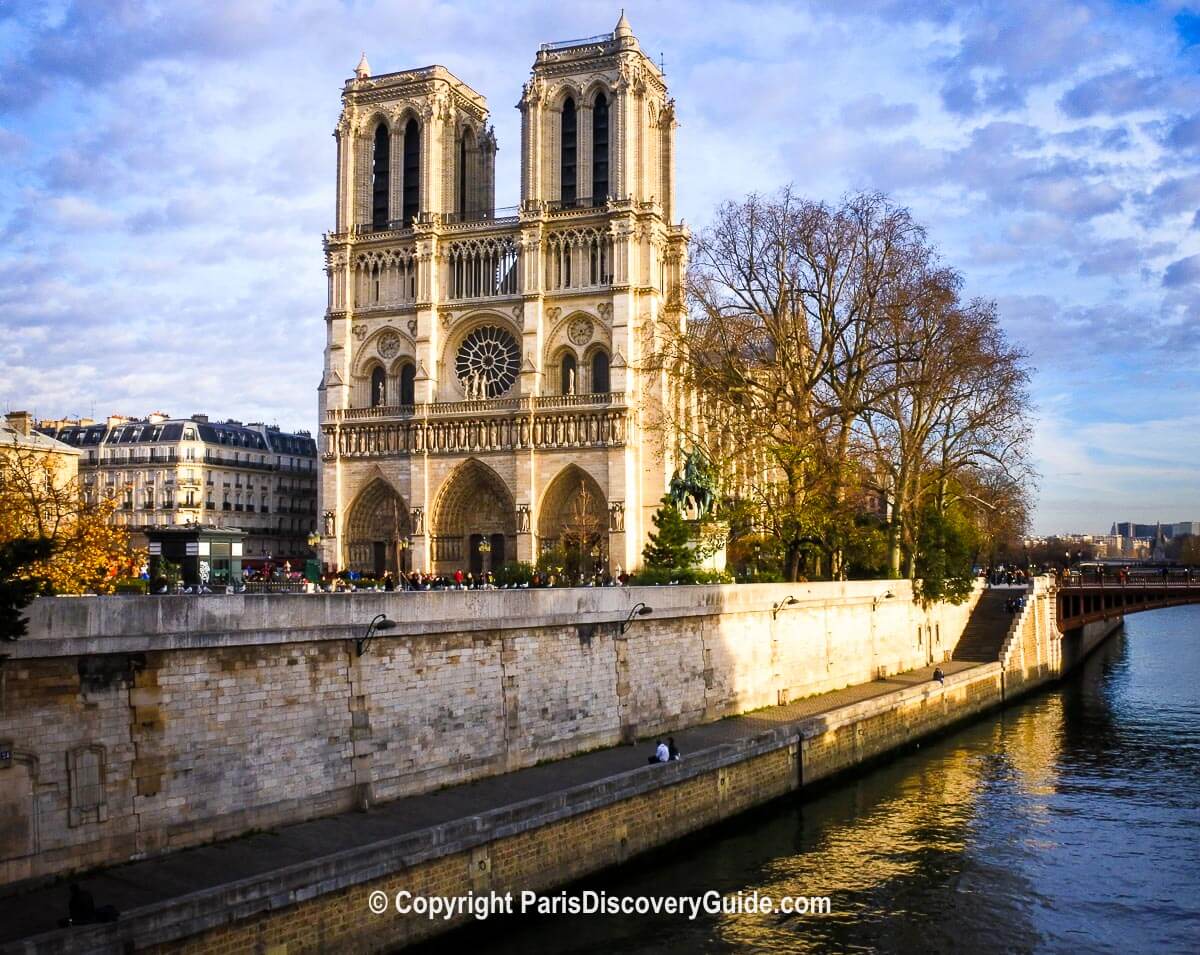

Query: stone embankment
[0,578,1118,954]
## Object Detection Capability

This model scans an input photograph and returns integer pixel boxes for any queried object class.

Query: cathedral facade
[318,14,687,576]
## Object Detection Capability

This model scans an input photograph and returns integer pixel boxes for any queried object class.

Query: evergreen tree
[1,538,54,641]
[643,496,695,571]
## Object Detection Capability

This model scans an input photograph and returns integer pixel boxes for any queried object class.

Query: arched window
[400,363,416,405]
[402,118,420,224]
[370,366,387,407]
[591,351,610,394]
[592,93,609,203]
[371,122,390,230]
[459,134,468,216]
[561,97,577,207]
[560,352,577,395]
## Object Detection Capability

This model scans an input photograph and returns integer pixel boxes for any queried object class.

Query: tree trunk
[786,540,803,582]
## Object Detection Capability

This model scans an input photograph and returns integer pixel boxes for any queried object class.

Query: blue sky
[1,0,1198,534]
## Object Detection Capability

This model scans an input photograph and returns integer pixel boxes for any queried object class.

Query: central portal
[431,459,516,575]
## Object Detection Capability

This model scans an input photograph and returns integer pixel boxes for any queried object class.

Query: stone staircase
[952,588,1018,663]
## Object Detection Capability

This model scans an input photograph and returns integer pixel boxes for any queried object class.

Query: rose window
[455,325,520,398]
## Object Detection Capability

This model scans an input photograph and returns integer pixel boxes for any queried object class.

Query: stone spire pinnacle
[354,51,371,80]
[614,9,633,39]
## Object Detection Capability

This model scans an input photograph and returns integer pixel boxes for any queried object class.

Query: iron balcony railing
[540,32,613,52]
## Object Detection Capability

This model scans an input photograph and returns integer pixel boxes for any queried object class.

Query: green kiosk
[147,526,246,589]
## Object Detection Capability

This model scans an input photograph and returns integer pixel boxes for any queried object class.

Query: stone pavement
[0,659,978,946]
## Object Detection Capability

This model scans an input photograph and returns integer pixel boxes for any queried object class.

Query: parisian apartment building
[38,413,318,562]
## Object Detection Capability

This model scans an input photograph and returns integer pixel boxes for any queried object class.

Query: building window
[459,131,468,216]
[402,118,420,224]
[561,96,577,206]
[400,363,416,405]
[591,351,610,394]
[371,121,390,230]
[370,366,387,407]
[592,92,609,201]
[560,352,577,395]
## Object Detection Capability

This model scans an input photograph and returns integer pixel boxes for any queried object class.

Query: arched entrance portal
[345,479,412,576]
[537,465,607,575]
[431,459,516,575]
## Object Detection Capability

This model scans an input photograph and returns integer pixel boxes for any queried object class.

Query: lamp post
[356,614,396,658]
[478,536,492,574]
[772,596,799,619]
[621,602,653,634]
[396,535,410,574]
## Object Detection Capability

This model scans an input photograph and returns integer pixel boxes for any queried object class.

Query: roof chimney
[4,410,32,436]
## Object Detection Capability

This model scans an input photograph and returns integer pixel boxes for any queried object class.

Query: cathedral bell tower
[518,10,677,220]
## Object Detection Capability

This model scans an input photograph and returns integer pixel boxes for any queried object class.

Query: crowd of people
[316,568,632,593]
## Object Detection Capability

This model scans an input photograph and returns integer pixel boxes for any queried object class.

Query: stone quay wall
[1,581,980,889]
[17,607,1122,955]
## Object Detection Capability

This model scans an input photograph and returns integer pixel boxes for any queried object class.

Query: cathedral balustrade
[322,407,627,458]
[326,393,616,422]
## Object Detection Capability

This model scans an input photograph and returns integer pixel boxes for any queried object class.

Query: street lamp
[356,613,396,658]
[871,590,895,611]
[772,596,799,619]
[621,602,653,634]
[306,530,320,550]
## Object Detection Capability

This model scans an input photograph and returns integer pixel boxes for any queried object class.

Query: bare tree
[648,186,1035,586]
[652,189,940,580]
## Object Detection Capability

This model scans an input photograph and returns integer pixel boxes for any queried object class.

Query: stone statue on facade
[566,367,576,395]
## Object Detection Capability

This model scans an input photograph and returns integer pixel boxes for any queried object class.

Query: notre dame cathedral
[318,13,687,576]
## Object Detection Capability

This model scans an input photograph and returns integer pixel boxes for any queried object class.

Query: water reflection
[427,607,1200,954]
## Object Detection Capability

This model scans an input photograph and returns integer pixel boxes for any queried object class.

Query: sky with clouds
[1,0,1198,534]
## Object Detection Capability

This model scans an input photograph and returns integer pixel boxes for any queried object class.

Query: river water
[443,606,1200,953]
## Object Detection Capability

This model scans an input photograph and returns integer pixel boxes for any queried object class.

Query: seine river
[442,605,1200,953]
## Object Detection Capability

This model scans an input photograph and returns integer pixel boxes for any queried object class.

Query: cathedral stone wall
[2,582,980,887]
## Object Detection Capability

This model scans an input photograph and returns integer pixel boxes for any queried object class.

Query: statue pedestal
[684,519,727,572]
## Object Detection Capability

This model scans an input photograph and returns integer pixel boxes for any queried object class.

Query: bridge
[1056,570,1200,629]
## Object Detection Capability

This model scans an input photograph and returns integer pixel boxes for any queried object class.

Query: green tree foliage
[643,496,696,572]
[913,501,980,604]
[1,538,54,641]
[494,561,535,586]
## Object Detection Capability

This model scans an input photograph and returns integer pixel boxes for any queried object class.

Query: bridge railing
[1057,570,1198,588]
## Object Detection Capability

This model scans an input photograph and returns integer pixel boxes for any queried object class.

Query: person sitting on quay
[648,739,670,764]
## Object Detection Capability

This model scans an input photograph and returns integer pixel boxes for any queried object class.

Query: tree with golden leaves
[0,437,141,599]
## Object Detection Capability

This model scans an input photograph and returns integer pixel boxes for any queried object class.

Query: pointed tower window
[592,93,609,203]
[561,97,577,207]
[591,351,610,394]
[371,122,390,230]
[402,118,420,224]
[400,363,416,405]
[370,366,387,407]
[560,352,577,395]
